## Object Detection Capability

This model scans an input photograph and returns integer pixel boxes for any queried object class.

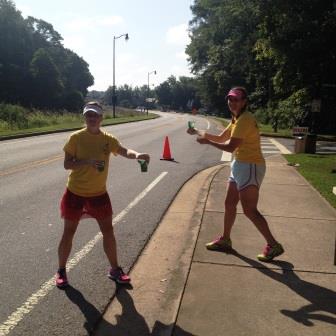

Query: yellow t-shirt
[63,128,120,196]
[229,112,265,164]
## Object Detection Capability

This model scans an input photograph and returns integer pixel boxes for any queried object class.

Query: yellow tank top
[229,112,265,164]
[63,128,120,196]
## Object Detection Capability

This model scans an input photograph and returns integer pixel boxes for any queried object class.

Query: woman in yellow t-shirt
[56,101,150,288]
[187,87,284,262]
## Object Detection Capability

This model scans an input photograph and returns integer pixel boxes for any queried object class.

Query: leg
[58,219,79,269]
[206,181,239,251]
[239,185,277,246]
[97,216,118,269]
[223,181,240,239]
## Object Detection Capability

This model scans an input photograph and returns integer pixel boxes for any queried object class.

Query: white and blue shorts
[228,159,266,191]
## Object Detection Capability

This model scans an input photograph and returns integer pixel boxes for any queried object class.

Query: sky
[15,0,195,91]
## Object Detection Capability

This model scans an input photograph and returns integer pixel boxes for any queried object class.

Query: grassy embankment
[0,104,158,138]
[284,154,336,209]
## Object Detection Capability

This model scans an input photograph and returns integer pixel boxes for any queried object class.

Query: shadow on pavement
[64,286,102,335]
[64,285,194,336]
[232,251,336,327]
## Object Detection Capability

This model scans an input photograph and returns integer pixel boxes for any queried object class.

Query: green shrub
[0,103,28,129]
[254,89,310,132]
[27,112,52,128]
[0,120,10,131]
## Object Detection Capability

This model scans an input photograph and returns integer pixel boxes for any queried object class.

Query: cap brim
[83,107,103,115]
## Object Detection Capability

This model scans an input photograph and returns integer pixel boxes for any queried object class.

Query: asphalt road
[0,112,225,336]
[0,112,296,336]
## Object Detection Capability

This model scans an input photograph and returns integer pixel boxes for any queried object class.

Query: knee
[242,206,258,219]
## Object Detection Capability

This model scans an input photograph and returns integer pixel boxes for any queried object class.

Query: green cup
[188,120,195,129]
[138,160,148,172]
[97,160,105,172]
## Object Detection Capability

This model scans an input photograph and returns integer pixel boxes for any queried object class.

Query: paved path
[95,154,336,336]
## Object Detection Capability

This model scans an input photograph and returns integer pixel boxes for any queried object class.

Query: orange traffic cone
[161,136,174,161]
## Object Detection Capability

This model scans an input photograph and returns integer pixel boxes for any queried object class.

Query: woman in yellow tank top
[187,87,284,261]
[56,101,150,288]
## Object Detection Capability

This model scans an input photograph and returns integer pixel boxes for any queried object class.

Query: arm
[187,125,231,143]
[117,145,150,163]
[64,152,95,170]
[197,137,243,153]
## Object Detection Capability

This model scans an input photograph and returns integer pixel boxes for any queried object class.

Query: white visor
[83,105,103,115]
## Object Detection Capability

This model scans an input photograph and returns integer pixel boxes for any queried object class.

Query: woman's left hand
[137,153,150,163]
[196,136,209,145]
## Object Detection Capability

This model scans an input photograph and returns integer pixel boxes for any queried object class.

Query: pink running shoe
[108,267,131,284]
[55,269,69,289]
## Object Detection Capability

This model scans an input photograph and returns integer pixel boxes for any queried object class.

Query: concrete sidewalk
[94,154,336,336]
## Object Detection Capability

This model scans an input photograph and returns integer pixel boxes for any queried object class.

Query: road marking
[0,139,35,145]
[0,155,63,177]
[269,138,291,154]
[0,133,68,145]
[206,120,210,130]
[221,151,232,162]
[0,172,168,336]
[262,150,281,154]
[151,123,174,130]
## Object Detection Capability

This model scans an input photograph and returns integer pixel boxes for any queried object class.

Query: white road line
[269,138,291,154]
[221,151,232,162]
[206,119,210,130]
[1,138,38,145]
[0,133,68,145]
[0,172,168,336]
[262,150,281,154]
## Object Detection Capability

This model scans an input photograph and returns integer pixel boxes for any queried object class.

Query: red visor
[226,89,246,99]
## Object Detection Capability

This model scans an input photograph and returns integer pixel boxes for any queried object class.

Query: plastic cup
[97,160,105,172]
[188,120,195,129]
[138,160,148,172]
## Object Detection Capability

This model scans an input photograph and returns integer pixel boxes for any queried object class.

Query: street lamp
[112,33,129,118]
[147,70,157,115]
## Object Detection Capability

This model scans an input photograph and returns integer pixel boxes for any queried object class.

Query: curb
[93,164,226,336]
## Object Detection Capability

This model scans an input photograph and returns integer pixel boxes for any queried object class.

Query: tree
[0,0,34,104]
[186,0,260,112]
[156,81,172,107]
[186,0,336,130]
[0,0,94,111]
[29,48,64,108]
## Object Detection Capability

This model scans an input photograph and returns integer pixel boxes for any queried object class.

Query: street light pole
[112,33,129,118]
[147,70,156,115]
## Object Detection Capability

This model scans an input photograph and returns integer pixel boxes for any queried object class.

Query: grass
[0,109,158,138]
[284,154,336,209]
[215,117,293,136]
[214,117,335,140]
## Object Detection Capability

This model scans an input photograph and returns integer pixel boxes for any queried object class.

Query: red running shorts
[60,189,113,222]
